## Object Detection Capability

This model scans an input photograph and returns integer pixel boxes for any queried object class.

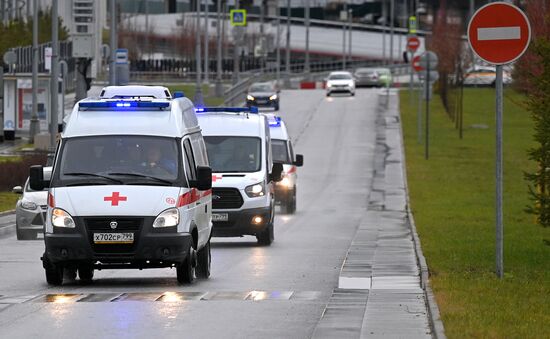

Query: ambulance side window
[190,133,208,167]
[183,139,197,182]
[288,141,295,162]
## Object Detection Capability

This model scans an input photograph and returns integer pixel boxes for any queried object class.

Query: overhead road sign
[230,9,247,27]
[467,2,531,65]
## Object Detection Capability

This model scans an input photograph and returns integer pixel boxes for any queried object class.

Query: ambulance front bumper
[211,206,272,237]
[44,216,192,267]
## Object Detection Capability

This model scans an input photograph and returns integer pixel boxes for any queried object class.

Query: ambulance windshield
[271,139,290,164]
[204,136,261,173]
[57,136,180,184]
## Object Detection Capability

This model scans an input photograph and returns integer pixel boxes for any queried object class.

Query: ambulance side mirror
[270,163,283,182]
[294,154,304,167]
[196,166,212,190]
[29,165,45,191]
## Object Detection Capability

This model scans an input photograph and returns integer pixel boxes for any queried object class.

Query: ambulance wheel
[256,223,274,246]
[177,246,197,284]
[78,265,94,282]
[196,240,211,279]
[326,92,331,97]
[44,257,64,286]
[285,188,297,214]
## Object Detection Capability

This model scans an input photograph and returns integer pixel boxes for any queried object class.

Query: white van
[196,107,283,245]
[264,114,304,214]
[29,86,213,285]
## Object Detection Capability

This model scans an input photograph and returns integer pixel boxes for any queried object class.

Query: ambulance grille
[212,188,244,209]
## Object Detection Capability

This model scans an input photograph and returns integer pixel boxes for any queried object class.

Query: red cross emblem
[104,192,127,206]
[212,175,223,182]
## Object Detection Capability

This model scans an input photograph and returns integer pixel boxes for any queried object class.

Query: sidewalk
[312,90,445,338]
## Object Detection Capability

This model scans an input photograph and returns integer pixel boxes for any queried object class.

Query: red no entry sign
[468,2,531,65]
[412,55,423,72]
[407,36,420,53]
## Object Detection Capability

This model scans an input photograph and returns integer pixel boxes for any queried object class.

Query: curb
[0,209,15,217]
[397,92,447,339]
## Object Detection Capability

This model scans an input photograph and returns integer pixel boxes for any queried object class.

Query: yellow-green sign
[230,9,247,26]
[409,16,417,34]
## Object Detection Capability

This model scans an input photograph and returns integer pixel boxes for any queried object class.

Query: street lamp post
[50,0,59,149]
[304,0,310,77]
[195,0,203,106]
[204,0,209,85]
[284,0,291,87]
[29,0,39,143]
[276,3,281,85]
[215,0,223,97]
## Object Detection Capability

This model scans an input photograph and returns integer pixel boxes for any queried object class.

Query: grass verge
[400,88,549,338]
[0,191,18,213]
[166,84,224,107]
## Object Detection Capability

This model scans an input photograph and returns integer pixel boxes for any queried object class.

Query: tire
[196,240,211,279]
[177,245,196,284]
[256,223,274,246]
[274,104,279,111]
[78,265,94,282]
[326,93,331,97]
[350,92,355,96]
[43,256,64,286]
[287,188,297,214]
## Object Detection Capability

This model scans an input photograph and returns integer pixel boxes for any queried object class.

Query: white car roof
[197,112,266,138]
[100,85,172,99]
[63,96,199,138]
[329,71,353,76]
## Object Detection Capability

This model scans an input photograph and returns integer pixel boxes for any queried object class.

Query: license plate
[212,213,229,222]
[93,232,134,244]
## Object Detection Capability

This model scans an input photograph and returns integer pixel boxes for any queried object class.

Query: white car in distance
[326,71,356,97]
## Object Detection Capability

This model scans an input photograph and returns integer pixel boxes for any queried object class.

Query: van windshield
[56,136,180,185]
[271,139,290,164]
[204,136,262,173]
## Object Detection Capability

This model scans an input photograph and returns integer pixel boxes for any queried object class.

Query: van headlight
[245,182,265,197]
[52,208,76,228]
[326,82,332,88]
[269,94,278,101]
[153,208,179,228]
[21,199,38,210]
[247,94,255,101]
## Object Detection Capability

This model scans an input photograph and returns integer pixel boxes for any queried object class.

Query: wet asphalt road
[0,89,378,338]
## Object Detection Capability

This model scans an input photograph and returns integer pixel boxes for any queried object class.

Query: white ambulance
[29,86,213,285]
[264,114,304,214]
[196,107,283,245]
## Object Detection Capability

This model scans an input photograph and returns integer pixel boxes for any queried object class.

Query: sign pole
[496,64,504,279]
[468,2,531,279]
[425,55,430,160]
[409,51,414,109]
[417,73,422,144]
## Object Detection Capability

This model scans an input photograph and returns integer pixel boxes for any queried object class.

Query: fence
[7,40,76,92]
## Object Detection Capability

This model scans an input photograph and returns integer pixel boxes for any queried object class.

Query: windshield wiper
[63,172,123,184]
[107,172,173,185]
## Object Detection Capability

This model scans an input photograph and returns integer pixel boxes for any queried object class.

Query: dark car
[246,82,280,111]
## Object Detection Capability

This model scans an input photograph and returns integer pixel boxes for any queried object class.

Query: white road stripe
[478,26,521,40]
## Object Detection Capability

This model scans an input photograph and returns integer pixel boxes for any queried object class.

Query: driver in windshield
[143,145,175,176]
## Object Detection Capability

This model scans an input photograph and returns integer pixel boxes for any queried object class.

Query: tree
[524,38,550,231]
[0,9,68,59]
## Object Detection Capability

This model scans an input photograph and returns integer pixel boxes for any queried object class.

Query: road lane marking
[477,26,520,40]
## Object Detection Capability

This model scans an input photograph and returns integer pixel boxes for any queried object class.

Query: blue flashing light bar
[79,101,170,109]
[268,116,282,127]
[195,106,259,114]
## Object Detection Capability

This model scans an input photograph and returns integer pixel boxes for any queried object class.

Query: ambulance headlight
[153,208,179,228]
[245,182,265,198]
[279,176,292,187]
[326,82,332,88]
[269,94,278,101]
[247,94,255,101]
[51,208,75,228]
